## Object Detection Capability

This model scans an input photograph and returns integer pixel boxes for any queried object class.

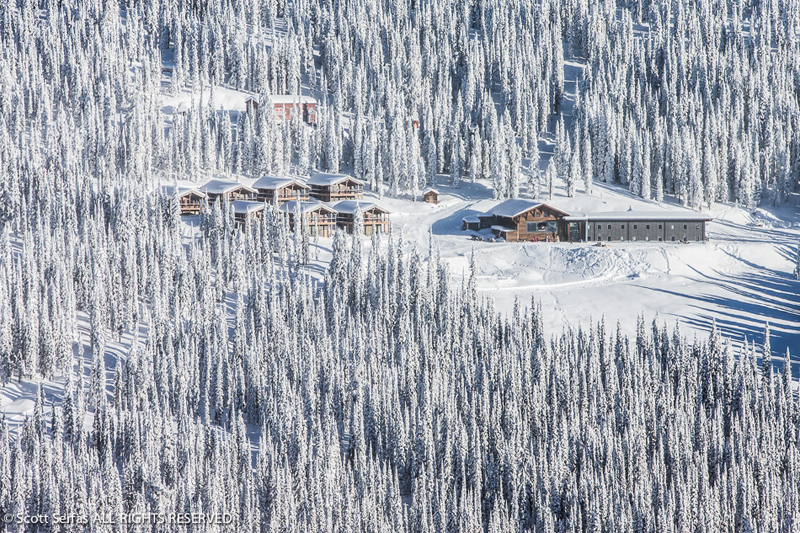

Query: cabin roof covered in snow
[484,199,543,218]
[201,179,257,195]
[332,200,390,214]
[279,200,337,215]
[270,95,317,104]
[161,185,206,198]
[306,173,364,187]
[252,176,309,190]
[230,200,265,215]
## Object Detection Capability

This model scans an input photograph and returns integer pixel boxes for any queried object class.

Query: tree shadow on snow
[643,269,800,377]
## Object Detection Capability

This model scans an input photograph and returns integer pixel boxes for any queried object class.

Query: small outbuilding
[279,201,339,237]
[253,176,310,204]
[307,173,365,202]
[245,95,260,113]
[462,215,481,231]
[333,201,391,236]
[162,185,206,215]
[201,179,257,204]
[423,189,439,204]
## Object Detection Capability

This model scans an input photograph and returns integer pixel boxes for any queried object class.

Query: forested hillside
[2,205,799,530]
[1,0,799,530]
[2,0,799,205]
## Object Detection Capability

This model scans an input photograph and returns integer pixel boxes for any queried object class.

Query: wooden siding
[207,187,255,204]
[257,184,310,204]
[309,183,364,202]
[423,191,438,204]
[178,193,205,215]
[501,206,568,242]
[337,209,390,235]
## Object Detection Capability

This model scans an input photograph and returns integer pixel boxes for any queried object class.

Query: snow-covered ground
[374,180,800,361]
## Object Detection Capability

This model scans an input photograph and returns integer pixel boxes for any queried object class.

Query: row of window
[595,235,701,242]
[596,223,701,230]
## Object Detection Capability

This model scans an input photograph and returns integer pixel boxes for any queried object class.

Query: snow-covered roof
[161,185,206,199]
[485,199,543,218]
[279,200,337,215]
[574,211,713,221]
[230,200,265,215]
[252,176,309,191]
[307,173,365,187]
[491,225,515,233]
[270,95,317,105]
[332,200,390,215]
[201,179,257,195]
[423,188,439,194]
[462,215,480,223]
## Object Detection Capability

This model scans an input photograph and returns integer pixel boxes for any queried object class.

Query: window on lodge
[527,221,557,233]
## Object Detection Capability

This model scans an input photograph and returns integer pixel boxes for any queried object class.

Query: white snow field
[376,179,800,360]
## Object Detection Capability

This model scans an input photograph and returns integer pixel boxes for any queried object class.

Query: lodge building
[202,179,257,204]
[333,201,391,236]
[163,185,206,215]
[245,95,317,125]
[253,176,310,204]
[307,173,365,202]
[466,199,711,243]
[280,200,339,237]
[231,200,266,226]
[576,213,710,242]
[178,173,391,236]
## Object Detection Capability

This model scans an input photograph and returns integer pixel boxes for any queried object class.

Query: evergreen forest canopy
[0,197,798,531]
[1,0,799,205]
[0,0,799,530]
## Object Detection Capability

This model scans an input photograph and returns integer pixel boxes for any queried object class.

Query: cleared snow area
[380,180,800,360]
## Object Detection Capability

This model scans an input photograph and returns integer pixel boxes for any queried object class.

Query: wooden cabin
[253,176,310,204]
[230,200,266,227]
[477,199,572,242]
[333,201,391,236]
[423,189,439,204]
[201,179,257,204]
[279,201,339,237]
[163,185,207,215]
[307,173,364,202]
[470,200,710,243]
[246,95,318,124]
